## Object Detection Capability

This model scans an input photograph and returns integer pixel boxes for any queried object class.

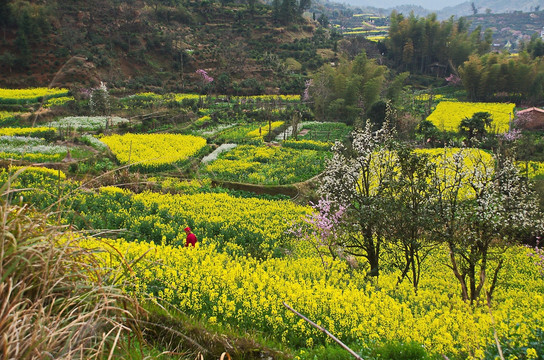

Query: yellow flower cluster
[204,144,329,185]
[149,177,213,194]
[79,237,544,357]
[129,190,310,253]
[0,127,55,137]
[414,94,444,101]
[418,148,494,199]
[6,165,66,179]
[0,166,67,193]
[173,93,202,102]
[100,133,207,170]
[0,152,64,162]
[122,93,300,106]
[365,148,494,200]
[282,139,333,151]
[0,111,17,124]
[43,96,75,108]
[246,121,284,138]
[516,161,544,179]
[233,95,300,102]
[195,115,211,126]
[133,92,162,99]
[426,101,515,133]
[0,87,70,104]
[366,35,386,42]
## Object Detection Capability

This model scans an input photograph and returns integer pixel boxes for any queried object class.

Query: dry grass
[0,179,141,359]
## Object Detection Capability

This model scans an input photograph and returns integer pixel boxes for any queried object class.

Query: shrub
[373,341,432,360]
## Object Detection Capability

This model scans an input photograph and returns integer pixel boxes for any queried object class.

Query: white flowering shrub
[81,135,108,150]
[89,82,110,115]
[49,116,129,131]
[0,136,67,154]
[201,143,237,163]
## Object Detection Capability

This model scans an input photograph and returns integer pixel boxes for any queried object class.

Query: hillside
[313,0,544,20]
[0,0,339,94]
[436,0,544,18]
[464,10,544,50]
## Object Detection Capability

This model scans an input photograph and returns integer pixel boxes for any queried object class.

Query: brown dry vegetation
[0,176,141,359]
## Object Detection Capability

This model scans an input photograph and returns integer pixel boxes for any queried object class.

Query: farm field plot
[203,143,330,185]
[0,127,55,137]
[3,142,544,359]
[0,165,66,185]
[0,87,70,104]
[43,96,75,108]
[66,187,310,258]
[517,160,544,179]
[0,111,18,125]
[121,93,300,108]
[81,236,544,358]
[427,101,515,133]
[214,121,284,142]
[297,122,352,142]
[101,133,207,171]
[0,135,67,162]
[47,116,129,131]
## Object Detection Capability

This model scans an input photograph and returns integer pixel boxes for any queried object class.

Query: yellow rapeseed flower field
[0,127,55,137]
[79,237,544,358]
[0,87,70,104]
[0,111,17,124]
[43,96,75,108]
[426,101,515,133]
[516,160,544,179]
[129,190,311,254]
[234,95,300,102]
[246,121,284,138]
[366,148,494,200]
[101,133,207,171]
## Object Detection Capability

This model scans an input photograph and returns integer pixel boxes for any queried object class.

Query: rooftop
[517,107,544,115]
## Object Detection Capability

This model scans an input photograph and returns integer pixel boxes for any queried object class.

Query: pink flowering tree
[302,79,312,102]
[291,197,347,268]
[196,69,214,94]
[445,73,462,86]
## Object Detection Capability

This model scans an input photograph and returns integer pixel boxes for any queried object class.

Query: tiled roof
[516,107,544,115]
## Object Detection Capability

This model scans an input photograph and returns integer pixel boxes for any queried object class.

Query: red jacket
[185,233,197,247]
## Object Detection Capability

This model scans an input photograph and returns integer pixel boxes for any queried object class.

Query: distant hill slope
[463,10,544,50]
[436,0,544,18]
[317,0,544,19]
[0,0,335,94]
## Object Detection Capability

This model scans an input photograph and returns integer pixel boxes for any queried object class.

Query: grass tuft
[0,181,141,359]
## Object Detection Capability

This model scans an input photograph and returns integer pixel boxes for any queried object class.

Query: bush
[374,341,432,360]
[298,345,354,360]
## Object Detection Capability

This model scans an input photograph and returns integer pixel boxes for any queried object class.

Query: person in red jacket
[184,226,197,247]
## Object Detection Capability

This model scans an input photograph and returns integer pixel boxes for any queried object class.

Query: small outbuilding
[515,107,544,130]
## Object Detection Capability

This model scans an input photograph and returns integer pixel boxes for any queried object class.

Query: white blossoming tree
[320,122,398,277]
[320,123,542,300]
[89,82,110,116]
[429,150,543,303]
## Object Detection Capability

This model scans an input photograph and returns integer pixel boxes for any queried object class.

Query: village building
[515,107,544,130]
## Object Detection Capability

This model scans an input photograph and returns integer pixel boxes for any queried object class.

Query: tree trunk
[449,244,469,301]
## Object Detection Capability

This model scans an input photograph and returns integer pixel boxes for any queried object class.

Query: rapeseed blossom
[0,87,70,104]
[427,101,515,133]
[203,144,330,185]
[0,127,55,137]
[0,111,18,125]
[78,237,544,358]
[101,133,207,170]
